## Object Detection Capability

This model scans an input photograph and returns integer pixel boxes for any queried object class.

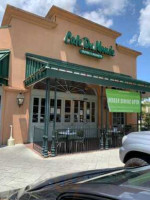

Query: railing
[33,124,150,156]
[33,126,44,154]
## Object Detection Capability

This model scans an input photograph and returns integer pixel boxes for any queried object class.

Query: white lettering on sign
[108,98,139,105]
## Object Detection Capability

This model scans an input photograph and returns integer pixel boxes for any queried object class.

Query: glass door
[30,93,97,142]
[79,101,84,123]
[113,112,125,129]
[65,100,71,123]
[73,100,86,129]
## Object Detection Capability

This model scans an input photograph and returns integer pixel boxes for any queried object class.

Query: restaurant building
[0,4,150,156]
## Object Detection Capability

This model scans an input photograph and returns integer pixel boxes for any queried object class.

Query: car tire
[125,158,148,168]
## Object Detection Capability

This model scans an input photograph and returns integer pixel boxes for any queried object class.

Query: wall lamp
[17,93,25,107]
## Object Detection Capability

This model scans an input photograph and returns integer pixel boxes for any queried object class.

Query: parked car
[5,166,150,200]
[120,131,150,167]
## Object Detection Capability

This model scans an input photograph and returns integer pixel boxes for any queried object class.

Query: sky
[0,0,150,82]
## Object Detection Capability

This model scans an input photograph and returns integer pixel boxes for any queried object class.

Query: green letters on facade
[64,31,115,59]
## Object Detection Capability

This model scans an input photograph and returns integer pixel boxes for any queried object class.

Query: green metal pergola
[25,53,150,157]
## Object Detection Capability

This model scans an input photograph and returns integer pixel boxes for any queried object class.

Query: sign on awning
[106,89,141,113]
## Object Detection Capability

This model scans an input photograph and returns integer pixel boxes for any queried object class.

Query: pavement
[0,144,123,196]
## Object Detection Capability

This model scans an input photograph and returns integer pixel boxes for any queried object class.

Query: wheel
[125,158,149,168]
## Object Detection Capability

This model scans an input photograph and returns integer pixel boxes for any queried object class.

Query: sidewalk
[0,144,123,194]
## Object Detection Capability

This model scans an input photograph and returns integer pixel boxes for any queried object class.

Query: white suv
[119,131,150,167]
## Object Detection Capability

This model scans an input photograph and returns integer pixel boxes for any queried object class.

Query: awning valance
[0,50,10,86]
[25,53,150,92]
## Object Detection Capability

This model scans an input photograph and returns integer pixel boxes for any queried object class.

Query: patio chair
[56,131,67,154]
[117,132,124,147]
[74,130,85,152]
[66,130,76,153]
[107,130,113,148]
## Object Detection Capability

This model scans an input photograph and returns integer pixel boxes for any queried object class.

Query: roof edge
[0,49,10,53]
[116,44,142,57]
[2,4,57,30]
[46,6,121,39]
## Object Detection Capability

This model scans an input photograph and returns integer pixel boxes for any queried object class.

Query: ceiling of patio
[34,78,96,95]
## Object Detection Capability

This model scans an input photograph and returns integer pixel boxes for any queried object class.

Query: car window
[122,171,150,188]
[86,168,150,190]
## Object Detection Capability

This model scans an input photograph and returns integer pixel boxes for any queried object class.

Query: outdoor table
[58,129,77,152]
[59,129,77,136]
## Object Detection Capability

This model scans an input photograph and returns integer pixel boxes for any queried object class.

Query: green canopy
[25,53,150,93]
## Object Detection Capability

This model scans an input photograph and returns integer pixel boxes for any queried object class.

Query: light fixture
[66,90,71,94]
[17,93,25,107]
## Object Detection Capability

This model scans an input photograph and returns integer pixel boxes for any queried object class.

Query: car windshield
[85,166,150,190]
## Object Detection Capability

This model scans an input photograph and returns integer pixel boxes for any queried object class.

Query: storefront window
[113,113,125,127]
[50,99,54,122]
[40,98,45,122]
[65,100,71,122]
[33,98,62,123]
[74,100,79,122]
[56,99,61,122]
[32,98,39,123]
[91,102,95,122]
[50,99,62,122]
[80,101,84,122]
[86,102,90,122]
[32,97,96,124]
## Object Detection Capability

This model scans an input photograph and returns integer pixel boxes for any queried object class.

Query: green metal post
[51,78,57,157]
[139,92,142,131]
[105,102,109,150]
[137,113,139,132]
[100,86,104,149]
[42,78,50,158]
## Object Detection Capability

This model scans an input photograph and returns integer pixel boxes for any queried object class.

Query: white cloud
[0,0,77,25]
[83,0,128,28]
[85,0,128,16]
[86,0,101,3]
[129,34,138,44]
[0,0,130,31]
[138,0,150,46]
[83,10,113,28]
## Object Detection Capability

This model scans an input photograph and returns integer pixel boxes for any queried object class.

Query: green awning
[0,50,10,86]
[25,53,150,92]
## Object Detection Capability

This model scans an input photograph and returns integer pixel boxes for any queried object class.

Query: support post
[100,86,104,149]
[105,103,109,150]
[42,78,50,158]
[139,91,142,131]
[51,78,57,157]
[137,113,139,132]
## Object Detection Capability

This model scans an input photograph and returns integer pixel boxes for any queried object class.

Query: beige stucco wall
[0,28,12,49]
[1,87,30,144]
[0,14,138,144]
[9,16,137,89]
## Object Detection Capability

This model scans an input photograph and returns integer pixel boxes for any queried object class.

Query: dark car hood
[27,167,125,191]
[6,166,150,200]
[6,167,124,199]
